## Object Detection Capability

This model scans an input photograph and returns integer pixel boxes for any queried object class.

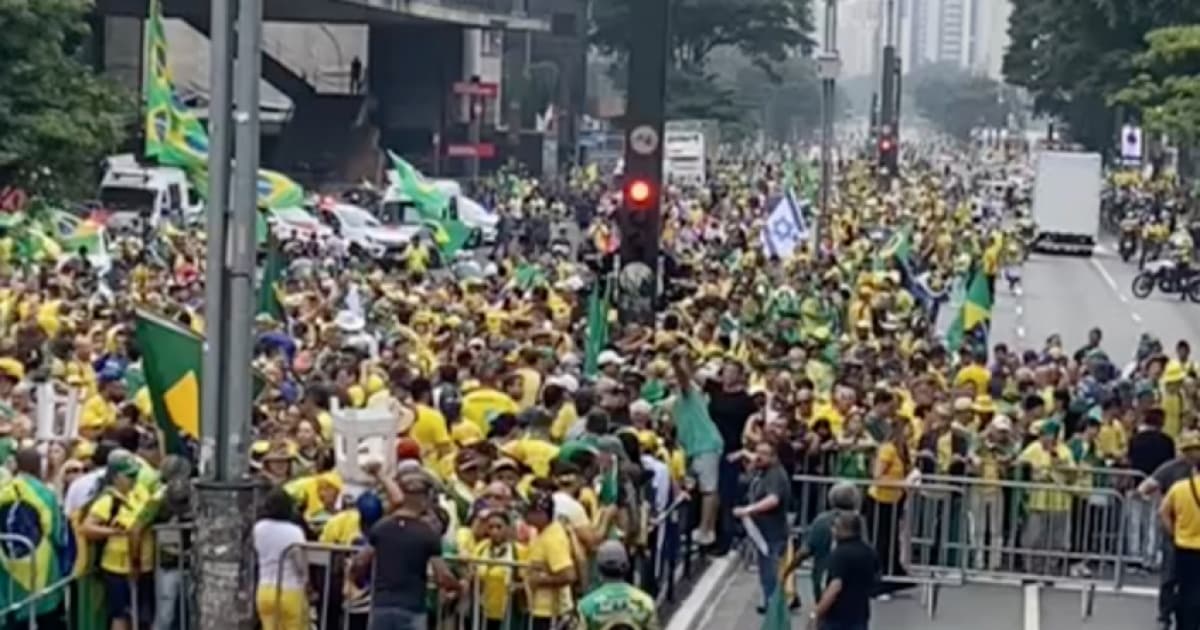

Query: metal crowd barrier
[154,522,196,630]
[789,466,1158,619]
[0,533,37,630]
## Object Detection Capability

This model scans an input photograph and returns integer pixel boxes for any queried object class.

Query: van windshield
[100,186,156,214]
[380,201,420,225]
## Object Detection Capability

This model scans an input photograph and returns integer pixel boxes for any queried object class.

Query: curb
[665,553,741,630]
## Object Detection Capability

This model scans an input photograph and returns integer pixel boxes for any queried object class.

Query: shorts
[103,571,153,623]
[689,452,720,494]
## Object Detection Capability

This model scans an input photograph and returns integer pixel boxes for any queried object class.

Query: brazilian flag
[258,233,286,320]
[143,0,209,171]
[135,311,202,455]
[945,265,994,353]
[387,151,474,257]
[0,475,72,620]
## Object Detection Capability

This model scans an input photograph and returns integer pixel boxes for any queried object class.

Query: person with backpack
[78,452,154,630]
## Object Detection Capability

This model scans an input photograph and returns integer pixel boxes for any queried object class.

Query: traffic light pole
[616,0,669,324]
[877,0,899,175]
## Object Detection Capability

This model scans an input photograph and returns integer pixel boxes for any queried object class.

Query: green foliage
[1112,25,1200,144]
[908,63,1018,141]
[591,0,814,129]
[1003,0,1200,150]
[0,0,132,200]
[591,0,813,76]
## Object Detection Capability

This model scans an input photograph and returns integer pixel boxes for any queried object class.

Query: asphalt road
[686,244,1184,630]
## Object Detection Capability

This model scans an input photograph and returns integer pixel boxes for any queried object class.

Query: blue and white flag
[761,189,809,259]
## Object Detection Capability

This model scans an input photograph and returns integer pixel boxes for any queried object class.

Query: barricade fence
[787,466,1156,618]
[2,494,699,630]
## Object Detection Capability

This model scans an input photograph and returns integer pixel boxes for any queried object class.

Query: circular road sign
[629,126,660,155]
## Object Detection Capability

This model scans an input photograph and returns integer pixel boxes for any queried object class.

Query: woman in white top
[253,487,309,630]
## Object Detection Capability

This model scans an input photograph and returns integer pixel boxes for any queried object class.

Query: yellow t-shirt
[1096,421,1127,461]
[1162,390,1185,439]
[471,539,528,620]
[515,367,542,409]
[80,394,117,431]
[1165,476,1200,550]
[503,437,560,478]
[526,520,575,618]
[412,404,452,459]
[868,442,906,504]
[461,387,520,433]
[1017,441,1074,512]
[811,402,845,437]
[550,403,578,443]
[87,488,154,575]
[319,509,362,545]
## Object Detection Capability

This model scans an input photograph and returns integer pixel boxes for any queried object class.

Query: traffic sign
[447,143,496,159]
[629,125,660,155]
[453,81,499,98]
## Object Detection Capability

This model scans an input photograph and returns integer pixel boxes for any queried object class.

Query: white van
[379,173,498,244]
[98,154,204,232]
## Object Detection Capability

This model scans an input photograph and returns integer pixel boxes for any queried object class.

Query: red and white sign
[453,81,499,98]
[447,143,496,159]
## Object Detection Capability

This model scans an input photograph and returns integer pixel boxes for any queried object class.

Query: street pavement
[682,243,1185,630]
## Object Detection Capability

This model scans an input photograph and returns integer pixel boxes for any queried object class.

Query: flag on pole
[143,0,209,171]
[135,311,202,455]
[583,282,610,378]
[760,190,809,260]
[387,151,473,257]
[256,169,306,210]
[945,266,993,353]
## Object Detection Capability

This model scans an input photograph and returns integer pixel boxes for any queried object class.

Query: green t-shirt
[671,389,724,458]
[577,581,659,630]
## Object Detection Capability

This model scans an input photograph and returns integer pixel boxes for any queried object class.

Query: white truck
[379,173,498,244]
[98,154,204,232]
[1031,150,1101,255]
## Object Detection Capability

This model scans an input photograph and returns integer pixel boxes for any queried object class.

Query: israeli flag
[761,189,809,259]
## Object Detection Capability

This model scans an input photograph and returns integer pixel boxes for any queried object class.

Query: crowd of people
[1,145,1199,630]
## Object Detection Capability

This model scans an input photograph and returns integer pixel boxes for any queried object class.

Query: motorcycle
[1131,259,1200,302]
[1118,218,1140,262]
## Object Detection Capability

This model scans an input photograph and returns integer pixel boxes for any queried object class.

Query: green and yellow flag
[946,266,993,353]
[258,233,286,320]
[387,151,473,257]
[135,311,202,455]
[582,282,610,378]
[143,0,209,171]
[0,475,71,620]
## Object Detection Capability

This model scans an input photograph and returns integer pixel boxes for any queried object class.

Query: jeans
[153,569,183,630]
[969,491,1004,570]
[1126,494,1161,567]
[756,539,787,605]
[369,607,427,630]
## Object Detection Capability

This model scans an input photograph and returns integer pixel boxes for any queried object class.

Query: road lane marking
[1024,582,1041,630]
[1132,313,1143,324]
[1090,256,1146,327]
[666,554,737,630]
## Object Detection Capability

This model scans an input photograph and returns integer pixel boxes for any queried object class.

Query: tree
[1003,0,1200,151]
[908,63,1018,141]
[591,0,814,77]
[591,0,814,126]
[1112,26,1200,149]
[0,0,131,200]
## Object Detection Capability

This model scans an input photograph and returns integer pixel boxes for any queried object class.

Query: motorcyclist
[1169,226,1195,299]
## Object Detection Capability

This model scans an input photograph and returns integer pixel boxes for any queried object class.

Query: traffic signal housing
[623,177,657,211]
[878,132,898,173]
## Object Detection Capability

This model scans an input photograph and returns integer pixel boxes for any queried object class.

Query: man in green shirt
[669,349,724,546]
[577,541,659,630]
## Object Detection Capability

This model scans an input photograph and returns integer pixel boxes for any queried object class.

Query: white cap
[597,350,624,367]
[546,374,580,394]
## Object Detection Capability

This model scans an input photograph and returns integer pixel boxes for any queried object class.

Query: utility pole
[816,0,841,256]
[195,0,262,627]
[877,0,899,176]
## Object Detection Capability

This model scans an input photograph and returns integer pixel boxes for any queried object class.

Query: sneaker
[693,529,717,546]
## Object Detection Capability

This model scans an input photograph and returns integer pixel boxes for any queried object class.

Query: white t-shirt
[553,491,589,529]
[64,468,105,517]
[641,454,671,514]
[254,519,308,590]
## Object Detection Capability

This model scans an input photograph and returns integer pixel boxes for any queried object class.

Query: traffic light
[878,130,898,173]
[624,177,656,211]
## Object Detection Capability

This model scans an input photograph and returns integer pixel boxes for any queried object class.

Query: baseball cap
[596,540,630,572]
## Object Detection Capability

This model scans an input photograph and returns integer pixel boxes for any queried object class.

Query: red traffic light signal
[624,178,657,210]
[879,138,894,153]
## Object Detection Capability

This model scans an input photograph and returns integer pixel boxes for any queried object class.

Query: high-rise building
[899,0,1009,78]
[836,0,884,78]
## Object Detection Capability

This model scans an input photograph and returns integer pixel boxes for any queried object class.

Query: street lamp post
[816,0,841,255]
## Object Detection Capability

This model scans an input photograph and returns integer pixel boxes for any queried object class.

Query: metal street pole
[816,0,840,256]
[194,1,261,628]
[201,0,234,480]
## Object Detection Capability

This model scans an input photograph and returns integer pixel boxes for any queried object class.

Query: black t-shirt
[1129,430,1176,476]
[748,463,792,544]
[709,390,757,454]
[824,537,879,624]
[367,516,442,611]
